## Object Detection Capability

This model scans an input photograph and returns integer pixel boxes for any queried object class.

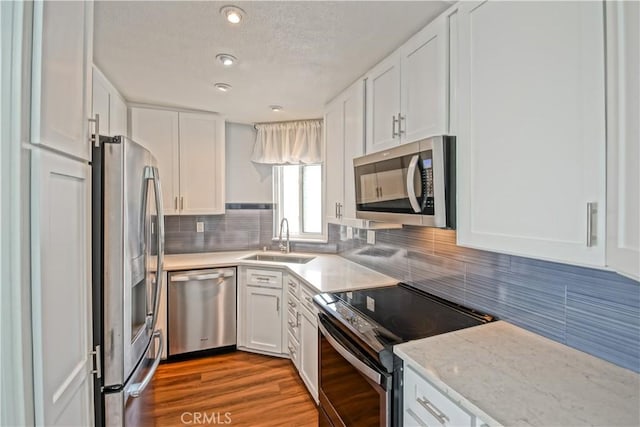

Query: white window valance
[251,119,323,165]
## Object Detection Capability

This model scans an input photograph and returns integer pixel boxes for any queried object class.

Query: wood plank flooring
[129,351,319,426]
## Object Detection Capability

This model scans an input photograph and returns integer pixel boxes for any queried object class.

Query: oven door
[318,314,391,427]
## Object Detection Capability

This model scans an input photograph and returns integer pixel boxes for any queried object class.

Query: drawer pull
[288,280,298,288]
[288,320,297,328]
[288,344,296,355]
[416,397,449,425]
[406,408,427,427]
[305,296,313,304]
[296,312,301,327]
[288,300,296,308]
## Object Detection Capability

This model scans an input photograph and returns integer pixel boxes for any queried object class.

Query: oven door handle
[318,319,382,385]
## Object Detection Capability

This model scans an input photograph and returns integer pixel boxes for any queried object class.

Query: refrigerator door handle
[149,167,165,332]
[128,330,163,398]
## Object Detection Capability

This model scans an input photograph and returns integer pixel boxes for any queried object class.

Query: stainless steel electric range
[313,283,495,427]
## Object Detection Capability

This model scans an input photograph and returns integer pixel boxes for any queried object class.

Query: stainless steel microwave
[353,136,456,228]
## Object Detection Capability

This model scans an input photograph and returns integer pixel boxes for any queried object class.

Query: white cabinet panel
[456,1,606,267]
[299,302,318,402]
[606,1,640,280]
[324,79,365,225]
[31,0,92,160]
[110,94,127,137]
[179,112,225,215]
[130,107,180,215]
[366,54,401,154]
[401,15,447,144]
[130,107,225,216]
[92,67,128,138]
[245,286,283,354]
[31,149,92,426]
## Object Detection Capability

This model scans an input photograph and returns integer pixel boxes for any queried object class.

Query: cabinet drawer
[300,285,317,313]
[287,330,299,367]
[287,307,299,335]
[245,268,283,288]
[287,276,300,300]
[404,366,473,427]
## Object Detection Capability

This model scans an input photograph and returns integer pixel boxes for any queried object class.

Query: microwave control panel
[422,155,435,213]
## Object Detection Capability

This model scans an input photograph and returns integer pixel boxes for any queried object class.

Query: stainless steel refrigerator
[92,135,165,426]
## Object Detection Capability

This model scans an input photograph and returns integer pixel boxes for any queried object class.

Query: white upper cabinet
[605,1,640,280]
[324,80,366,225]
[366,54,401,153]
[456,1,606,267]
[130,107,225,216]
[179,112,225,215]
[91,67,128,137]
[31,0,93,160]
[365,16,448,154]
[130,107,180,215]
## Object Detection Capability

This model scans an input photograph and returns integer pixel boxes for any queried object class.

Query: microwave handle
[406,155,421,213]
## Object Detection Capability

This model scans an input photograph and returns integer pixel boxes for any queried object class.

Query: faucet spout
[278,218,290,253]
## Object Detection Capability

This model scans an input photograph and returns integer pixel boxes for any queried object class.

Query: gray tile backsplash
[164,211,639,372]
[335,224,640,373]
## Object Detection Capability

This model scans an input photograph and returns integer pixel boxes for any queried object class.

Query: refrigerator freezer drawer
[168,268,237,355]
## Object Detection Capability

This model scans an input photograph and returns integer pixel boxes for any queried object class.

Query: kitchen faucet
[279,218,290,253]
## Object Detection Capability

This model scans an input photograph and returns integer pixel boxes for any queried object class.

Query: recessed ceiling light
[220,5,245,24]
[216,53,237,67]
[270,105,283,112]
[214,83,232,92]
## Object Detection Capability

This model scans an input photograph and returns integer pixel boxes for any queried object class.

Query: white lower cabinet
[31,149,93,426]
[404,365,480,427]
[238,267,283,355]
[285,275,319,402]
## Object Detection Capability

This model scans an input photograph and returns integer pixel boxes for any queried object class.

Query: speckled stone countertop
[395,321,640,427]
[164,251,397,293]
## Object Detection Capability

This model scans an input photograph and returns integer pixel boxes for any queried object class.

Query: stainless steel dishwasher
[168,268,237,356]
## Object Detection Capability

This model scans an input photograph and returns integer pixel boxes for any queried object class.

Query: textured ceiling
[94,1,451,124]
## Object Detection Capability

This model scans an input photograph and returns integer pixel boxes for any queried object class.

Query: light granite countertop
[394,321,640,427]
[163,251,397,293]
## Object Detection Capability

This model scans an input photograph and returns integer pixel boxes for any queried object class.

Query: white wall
[225,122,272,203]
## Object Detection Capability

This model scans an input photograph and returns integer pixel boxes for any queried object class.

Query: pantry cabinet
[605,1,640,280]
[365,15,448,154]
[324,79,365,225]
[130,107,225,216]
[31,0,93,160]
[455,1,607,267]
[92,67,127,137]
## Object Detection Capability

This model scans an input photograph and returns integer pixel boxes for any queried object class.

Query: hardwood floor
[129,351,319,426]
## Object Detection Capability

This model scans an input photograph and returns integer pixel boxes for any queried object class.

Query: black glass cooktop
[320,283,494,344]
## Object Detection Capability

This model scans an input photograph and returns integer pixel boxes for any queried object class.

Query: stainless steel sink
[242,254,316,264]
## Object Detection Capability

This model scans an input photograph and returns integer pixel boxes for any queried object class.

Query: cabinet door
[606,1,640,280]
[324,98,345,224]
[299,305,318,402]
[92,68,110,136]
[342,80,365,220]
[401,15,447,143]
[31,0,92,160]
[456,1,606,266]
[109,94,127,137]
[130,107,180,215]
[178,112,226,215]
[246,286,282,354]
[31,149,93,426]
[366,53,401,154]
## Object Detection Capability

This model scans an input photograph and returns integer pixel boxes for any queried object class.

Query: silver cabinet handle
[174,196,178,210]
[406,154,421,213]
[335,202,338,218]
[180,196,184,210]
[416,396,450,425]
[392,115,399,138]
[171,273,221,282]
[128,330,163,398]
[90,345,102,379]
[296,311,301,327]
[586,202,597,247]
[276,296,280,313]
[398,113,405,134]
